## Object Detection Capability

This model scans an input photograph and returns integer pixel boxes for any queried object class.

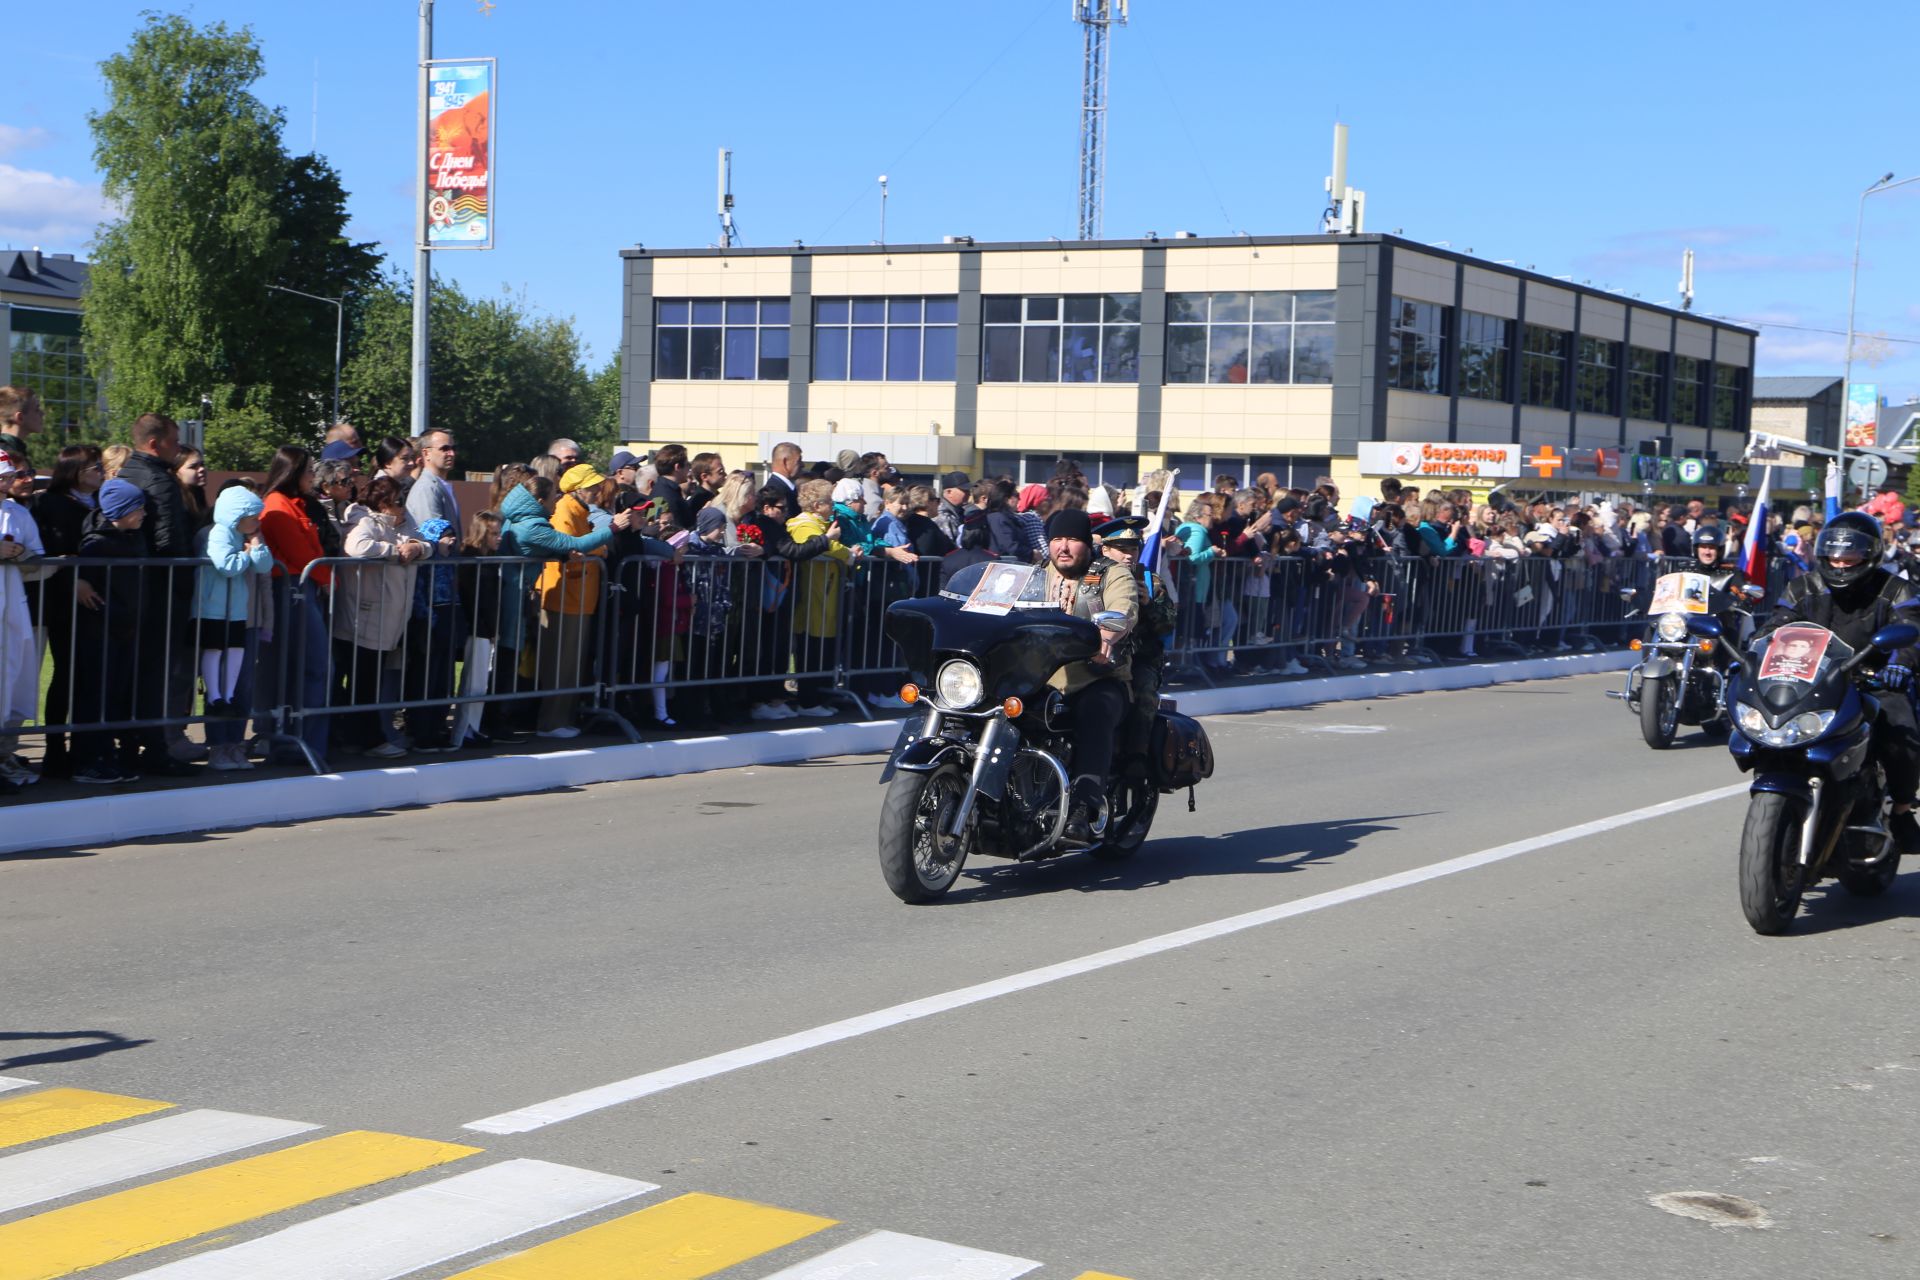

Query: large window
[1671,355,1705,426]
[979,452,1141,490]
[1165,291,1335,386]
[1167,454,1331,491]
[1456,312,1512,402]
[1712,365,1746,430]
[655,298,790,380]
[1575,336,1620,415]
[813,296,957,381]
[6,310,100,438]
[982,294,1139,384]
[1385,297,1449,393]
[1627,346,1666,421]
[1520,324,1570,409]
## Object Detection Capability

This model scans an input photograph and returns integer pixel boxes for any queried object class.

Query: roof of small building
[0,250,88,304]
[1752,375,1842,400]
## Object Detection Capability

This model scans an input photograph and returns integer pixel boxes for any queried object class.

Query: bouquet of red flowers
[736,522,764,546]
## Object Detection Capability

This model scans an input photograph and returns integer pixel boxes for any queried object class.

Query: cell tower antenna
[717,147,738,249]
[1074,0,1127,241]
[1678,247,1695,311]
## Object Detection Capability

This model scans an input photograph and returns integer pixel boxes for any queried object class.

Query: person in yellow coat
[786,478,860,715]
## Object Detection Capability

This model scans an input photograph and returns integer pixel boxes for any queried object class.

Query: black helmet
[1691,525,1726,554]
[1814,511,1882,589]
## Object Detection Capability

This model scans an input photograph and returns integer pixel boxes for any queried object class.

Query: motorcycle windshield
[1744,624,1856,716]
[885,563,1100,702]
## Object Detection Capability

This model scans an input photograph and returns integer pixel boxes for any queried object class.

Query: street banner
[1844,382,1878,449]
[425,59,495,249]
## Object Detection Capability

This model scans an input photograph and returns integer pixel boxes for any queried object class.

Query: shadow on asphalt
[1784,874,1920,936]
[942,812,1433,903]
[0,1029,154,1070]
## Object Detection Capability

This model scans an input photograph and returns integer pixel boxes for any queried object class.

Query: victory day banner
[425,59,495,249]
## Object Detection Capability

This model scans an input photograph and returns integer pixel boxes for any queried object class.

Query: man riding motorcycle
[1684,524,1756,660]
[1756,510,1920,853]
[1043,508,1137,843]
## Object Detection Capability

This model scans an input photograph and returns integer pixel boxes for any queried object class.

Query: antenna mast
[1678,247,1694,311]
[1074,0,1127,241]
[717,147,737,249]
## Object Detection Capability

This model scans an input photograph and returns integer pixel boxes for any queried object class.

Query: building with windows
[617,233,1756,497]
[0,250,100,450]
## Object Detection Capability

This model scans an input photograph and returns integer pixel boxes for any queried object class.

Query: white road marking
[756,1230,1040,1279]
[0,1077,35,1094]
[0,1108,317,1214]
[120,1158,656,1279]
[467,782,1749,1134]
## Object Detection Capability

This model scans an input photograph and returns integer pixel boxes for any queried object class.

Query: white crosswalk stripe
[756,1229,1043,1279]
[0,1108,316,1215]
[119,1157,658,1280]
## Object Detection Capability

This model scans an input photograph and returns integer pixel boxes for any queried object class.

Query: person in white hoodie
[0,453,49,791]
[193,483,275,771]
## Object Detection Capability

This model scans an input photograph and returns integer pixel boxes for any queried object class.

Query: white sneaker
[794,705,836,718]
[0,758,38,786]
[1336,656,1367,671]
[537,726,582,740]
[364,741,407,759]
[1279,659,1309,676]
[867,694,907,710]
[750,703,799,722]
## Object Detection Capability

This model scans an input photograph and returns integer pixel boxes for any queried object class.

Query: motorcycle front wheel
[1739,790,1809,934]
[1640,675,1679,749]
[878,763,972,904]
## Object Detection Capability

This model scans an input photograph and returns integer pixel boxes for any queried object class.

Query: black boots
[1063,775,1109,846]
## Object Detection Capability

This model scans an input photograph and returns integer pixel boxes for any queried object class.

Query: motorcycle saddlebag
[1148,709,1215,793]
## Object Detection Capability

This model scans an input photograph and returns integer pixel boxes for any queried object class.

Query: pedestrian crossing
[0,1078,1133,1280]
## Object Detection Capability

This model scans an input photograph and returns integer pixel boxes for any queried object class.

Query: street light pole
[1839,171,1920,496]
[411,0,434,438]
[266,284,344,429]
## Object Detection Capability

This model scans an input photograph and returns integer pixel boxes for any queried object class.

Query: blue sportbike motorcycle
[1725,617,1918,934]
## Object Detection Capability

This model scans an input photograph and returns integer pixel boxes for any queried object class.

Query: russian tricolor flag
[1137,470,1181,595]
[1741,464,1771,587]
[1824,460,1842,523]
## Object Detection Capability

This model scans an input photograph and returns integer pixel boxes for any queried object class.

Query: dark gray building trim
[1705,326,1719,459]
[954,250,982,439]
[1664,313,1679,444]
[1331,242,1373,453]
[1510,279,1526,444]
[1447,265,1464,442]
[1365,241,1394,444]
[1136,246,1167,454]
[621,257,654,440]
[787,255,812,434]
[1567,292,1583,449]
[1618,305,1631,450]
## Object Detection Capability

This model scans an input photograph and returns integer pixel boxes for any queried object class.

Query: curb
[4,651,1633,855]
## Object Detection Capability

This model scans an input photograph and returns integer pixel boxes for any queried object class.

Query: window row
[6,333,101,434]
[652,291,1337,387]
[1387,296,1746,426]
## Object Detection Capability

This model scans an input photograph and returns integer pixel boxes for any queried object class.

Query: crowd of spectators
[0,376,1897,797]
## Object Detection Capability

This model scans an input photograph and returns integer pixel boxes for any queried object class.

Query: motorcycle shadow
[1785,872,1920,936]
[943,812,1432,904]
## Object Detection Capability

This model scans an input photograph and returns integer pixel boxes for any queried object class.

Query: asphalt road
[4,670,1918,1279]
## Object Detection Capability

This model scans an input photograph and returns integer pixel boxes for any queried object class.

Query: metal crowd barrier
[5,541,1719,785]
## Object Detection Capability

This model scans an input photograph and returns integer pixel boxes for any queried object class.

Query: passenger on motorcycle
[1757,510,1920,853]
[1095,515,1177,758]
[1043,508,1138,843]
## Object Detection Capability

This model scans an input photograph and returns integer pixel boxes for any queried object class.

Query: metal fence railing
[4,545,1701,782]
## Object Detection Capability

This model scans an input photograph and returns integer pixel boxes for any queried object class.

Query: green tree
[84,13,379,466]
[342,275,599,471]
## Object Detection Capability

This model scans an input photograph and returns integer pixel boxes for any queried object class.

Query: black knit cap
[1045,509,1095,543]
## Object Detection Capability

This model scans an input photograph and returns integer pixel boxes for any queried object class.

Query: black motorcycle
[1614,569,1763,748]
[1726,617,1917,934]
[875,561,1213,903]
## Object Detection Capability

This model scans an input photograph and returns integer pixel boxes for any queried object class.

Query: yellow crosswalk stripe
[1071,1273,1136,1279]
[0,1088,171,1151]
[443,1191,837,1279]
[0,1129,479,1280]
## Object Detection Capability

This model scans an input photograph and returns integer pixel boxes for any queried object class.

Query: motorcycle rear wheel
[878,763,972,904]
[1739,790,1809,935]
[1640,676,1679,749]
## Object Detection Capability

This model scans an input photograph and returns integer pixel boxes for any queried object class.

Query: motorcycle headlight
[935,659,985,710]
[1738,707,1836,747]
[1656,613,1689,642]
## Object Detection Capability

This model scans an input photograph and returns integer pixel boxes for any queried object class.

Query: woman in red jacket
[258,445,333,766]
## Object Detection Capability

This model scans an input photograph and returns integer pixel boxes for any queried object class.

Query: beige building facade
[619,234,1755,497]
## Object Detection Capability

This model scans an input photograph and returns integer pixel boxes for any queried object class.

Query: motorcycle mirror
[1091,610,1130,634]
[1742,584,1766,601]
[1872,622,1919,651]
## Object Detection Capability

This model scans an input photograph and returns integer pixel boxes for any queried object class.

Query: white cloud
[0,162,112,246]
[0,124,53,158]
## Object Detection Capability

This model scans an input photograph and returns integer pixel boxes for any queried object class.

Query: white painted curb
[5,650,1634,855]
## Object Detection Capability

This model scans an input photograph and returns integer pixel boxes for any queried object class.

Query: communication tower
[717,147,738,248]
[1074,0,1128,240]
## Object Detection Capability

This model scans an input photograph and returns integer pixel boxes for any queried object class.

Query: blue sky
[5,0,1918,406]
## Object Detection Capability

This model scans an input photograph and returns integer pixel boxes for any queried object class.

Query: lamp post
[1839,172,1920,495]
[267,284,344,430]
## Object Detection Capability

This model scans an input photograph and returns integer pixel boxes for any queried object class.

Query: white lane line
[121,1158,657,1280]
[0,1078,35,1095]
[468,782,1748,1134]
[757,1230,1041,1279]
[0,1108,317,1214]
